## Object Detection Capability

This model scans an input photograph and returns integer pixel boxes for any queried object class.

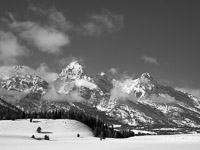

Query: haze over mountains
[0,61,200,128]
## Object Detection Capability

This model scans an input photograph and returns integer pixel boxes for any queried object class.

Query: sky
[0,0,200,97]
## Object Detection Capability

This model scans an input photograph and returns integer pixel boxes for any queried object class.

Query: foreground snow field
[0,119,200,150]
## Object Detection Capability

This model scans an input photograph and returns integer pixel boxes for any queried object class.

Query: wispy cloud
[91,10,124,31]
[42,83,85,102]
[150,94,176,104]
[28,4,73,32]
[9,20,70,54]
[0,30,26,65]
[142,55,158,65]
[80,10,124,36]
[4,4,72,55]
[108,68,119,74]
[36,63,58,83]
[81,22,103,36]
[110,79,137,101]
[108,68,135,82]
[2,5,124,56]
[0,5,125,66]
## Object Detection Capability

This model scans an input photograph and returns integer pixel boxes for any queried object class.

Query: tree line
[0,105,135,138]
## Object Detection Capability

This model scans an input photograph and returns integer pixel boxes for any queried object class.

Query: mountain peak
[140,72,156,83]
[59,61,86,80]
[67,61,84,71]
[0,65,48,94]
[100,72,106,76]
[9,65,33,77]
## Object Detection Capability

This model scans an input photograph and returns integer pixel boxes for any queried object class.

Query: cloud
[0,30,26,65]
[7,12,15,22]
[81,22,103,36]
[110,78,138,101]
[176,88,200,99]
[0,88,27,104]
[108,67,135,82]
[80,10,124,36]
[111,79,176,104]
[142,55,158,65]
[2,6,123,59]
[41,84,65,101]
[41,83,85,102]
[110,73,176,104]
[35,63,58,83]
[75,79,97,90]
[28,4,73,32]
[108,68,119,74]
[58,56,84,68]
[4,5,71,54]
[10,21,70,54]
[120,71,135,80]
[91,10,124,31]
[150,94,176,104]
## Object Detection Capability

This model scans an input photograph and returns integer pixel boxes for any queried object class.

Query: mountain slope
[1,62,200,129]
[0,98,24,120]
[96,73,200,127]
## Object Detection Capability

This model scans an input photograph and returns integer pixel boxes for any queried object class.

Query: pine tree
[36,127,42,133]
[100,131,105,140]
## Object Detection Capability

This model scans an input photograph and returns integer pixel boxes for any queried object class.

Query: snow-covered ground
[0,119,200,150]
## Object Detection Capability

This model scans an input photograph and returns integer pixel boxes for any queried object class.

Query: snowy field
[0,119,200,150]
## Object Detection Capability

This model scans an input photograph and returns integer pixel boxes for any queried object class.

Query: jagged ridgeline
[1,61,200,130]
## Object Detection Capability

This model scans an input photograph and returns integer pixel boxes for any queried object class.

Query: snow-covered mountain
[96,73,200,127]
[0,66,48,94]
[55,61,104,99]
[1,62,200,129]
